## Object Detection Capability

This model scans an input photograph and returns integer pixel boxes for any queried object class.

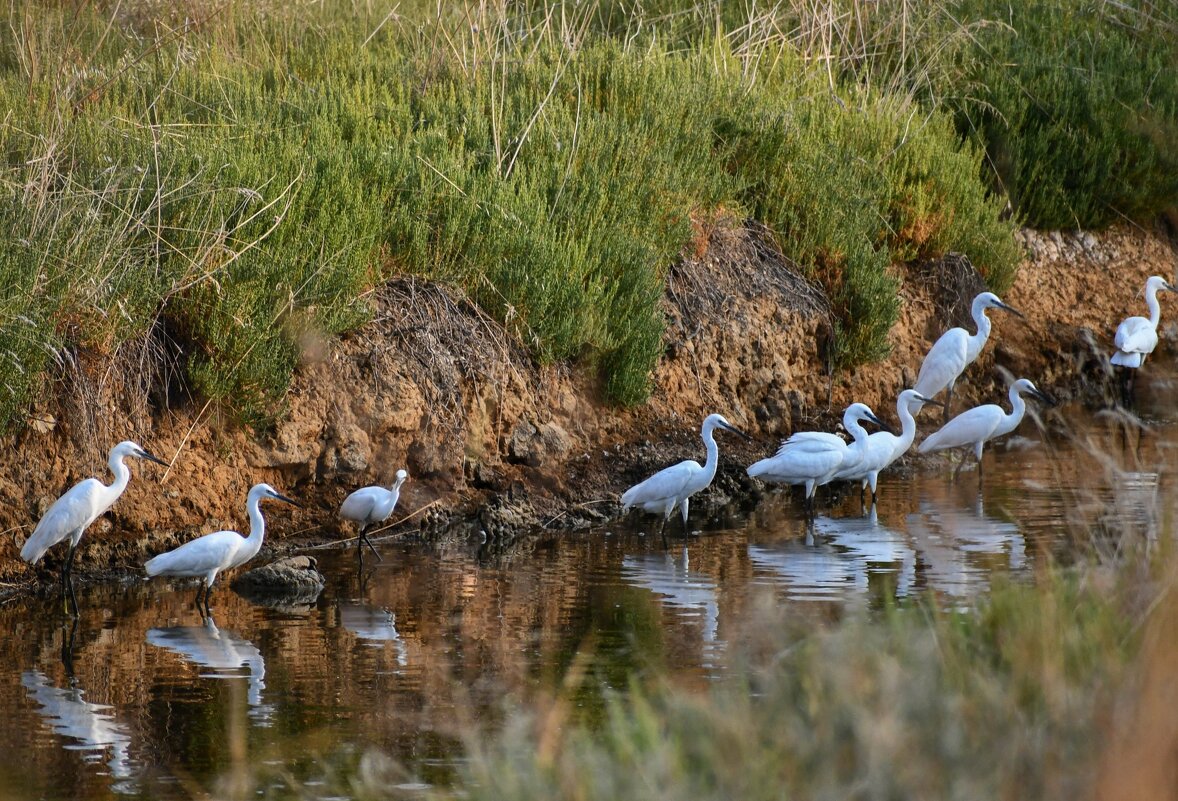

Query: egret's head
[975,291,1024,319]
[1145,275,1177,295]
[250,482,300,507]
[1013,378,1053,405]
[112,440,169,466]
[897,389,942,409]
[703,413,750,440]
[393,469,409,487]
[845,403,893,433]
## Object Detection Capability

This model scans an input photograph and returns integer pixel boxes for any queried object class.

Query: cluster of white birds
[19,275,1175,610]
[624,277,1176,536]
[21,444,410,615]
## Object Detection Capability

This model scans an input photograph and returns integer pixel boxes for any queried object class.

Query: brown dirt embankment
[0,219,1175,585]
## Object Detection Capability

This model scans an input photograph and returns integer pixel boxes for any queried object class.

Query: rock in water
[231,555,325,608]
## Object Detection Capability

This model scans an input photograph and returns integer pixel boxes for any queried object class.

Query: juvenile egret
[1111,275,1176,401]
[910,292,1023,420]
[620,413,749,546]
[21,440,168,614]
[145,483,298,613]
[339,469,409,561]
[836,389,940,503]
[917,378,1051,480]
[747,403,889,514]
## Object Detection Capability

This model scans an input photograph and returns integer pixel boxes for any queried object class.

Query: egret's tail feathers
[1110,350,1144,368]
[144,554,166,577]
[746,458,771,478]
[19,536,49,564]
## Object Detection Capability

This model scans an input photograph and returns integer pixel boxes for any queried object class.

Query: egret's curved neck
[103,452,133,506]
[846,417,871,449]
[895,399,918,450]
[388,477,406,492]
[700,425,721,482]
[244,496,267,550]
[1005,385,1028,428]
[1146,285,1163,328]
[967,303,993,359]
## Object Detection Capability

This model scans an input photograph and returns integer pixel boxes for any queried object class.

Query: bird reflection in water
[749,506,915,602]
[23,620,137,793]
[622,547,721,667]
[147,616,273,725]
[339,602,409,668]
[906,491,1026,600]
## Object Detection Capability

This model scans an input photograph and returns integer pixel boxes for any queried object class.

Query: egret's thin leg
[364,531,383,561]
[680,499,691,542]
[204,583,214,615]
[194,582,205,611]
[63,543,79,617]
[952,452,968,481]
[61,617,79,679]
[659,517,669,550]
[943,382,955,424]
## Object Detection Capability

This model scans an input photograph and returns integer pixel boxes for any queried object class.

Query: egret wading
[620,413,749,547]
[918,378,1051,481]
[747,403,890,515]
[21,441,168,615]
[910,292,1023,421]
[1111,275,1176,403]
[339,469,409,561]
[145,483,298,614]
[836,389,941,504]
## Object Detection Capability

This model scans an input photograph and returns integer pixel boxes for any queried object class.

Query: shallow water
[4,378,1177,799]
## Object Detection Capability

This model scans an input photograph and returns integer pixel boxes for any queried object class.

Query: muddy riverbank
[1,220,1175,583]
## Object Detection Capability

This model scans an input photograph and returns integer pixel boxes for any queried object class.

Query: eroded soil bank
[1,220,1175,584]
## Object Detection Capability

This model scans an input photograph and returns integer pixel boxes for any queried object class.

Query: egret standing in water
[910,292,1023,420]
[339,469,409,561]
[918,378,1051,481]
[22,441,169,614]
[747,403,889,514]
[145,483,298,614]
[836,389,941,504]
[1111,275,1176,403]
[621,413,749,547]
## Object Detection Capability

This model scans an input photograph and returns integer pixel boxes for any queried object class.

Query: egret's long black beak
[720,421,752,440]
[914,393,944,409]
[866,411,898,436]
[1165,281,1178,293]
[997,301,1026,320]
[139,450,170,467]
[270,492,301,508]
[1030,388,1056,406]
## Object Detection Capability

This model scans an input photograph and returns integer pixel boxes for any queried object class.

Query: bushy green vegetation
[7,0,1171,426]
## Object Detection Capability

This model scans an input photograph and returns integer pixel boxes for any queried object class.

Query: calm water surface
[5,379,1177,799]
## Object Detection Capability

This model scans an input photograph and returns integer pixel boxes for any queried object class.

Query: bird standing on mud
[21,440,169,615]
[620,413,749,547]
[747,403,890,515]
[910,292,1024,421]
[145,483,298,615]
[918,378,1051,481]
[339,469,409,561]
[1110,275,1176,403]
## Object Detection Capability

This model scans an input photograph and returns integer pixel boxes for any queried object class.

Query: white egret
[145,483,298,613]
[917,378,1051,480]
[21,440,168,614]
[339,469,409,561]
[1111,275,1176,401]
[747,403,889,514]
[909,292,1023,420]
[620,413,749,546]
[835,389,940,503]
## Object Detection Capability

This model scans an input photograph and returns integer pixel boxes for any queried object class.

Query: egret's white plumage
[339,469,409,560]
[746,403,889,510]
[909,292,1022,416]
[22,440,168,612]
[1111,275,1176,368]
[836,390,938,500]
[620,413,747,542]
[145,483,297,611]
[918,378,1050,474]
